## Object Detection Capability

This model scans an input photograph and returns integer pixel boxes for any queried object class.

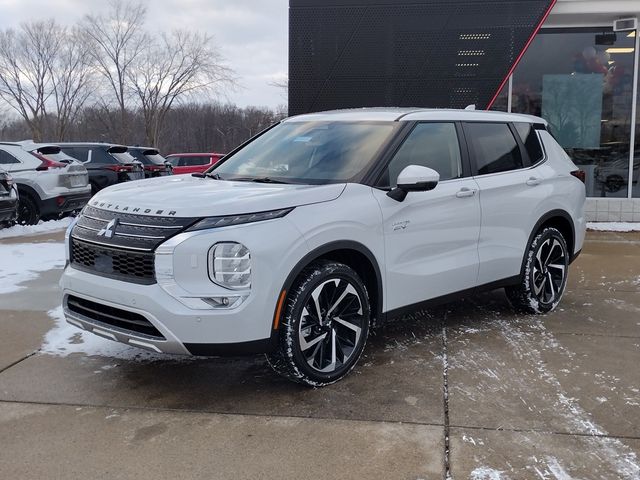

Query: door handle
[526,177,541,186]
[455,187,477,198]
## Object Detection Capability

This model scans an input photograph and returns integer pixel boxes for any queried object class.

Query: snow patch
[0,217,72,239]
[42,305,188,362]
[587,222,640,232]
[0,242,66,294]
[470,467,505,480]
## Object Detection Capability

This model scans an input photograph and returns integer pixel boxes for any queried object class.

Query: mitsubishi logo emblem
[97,219,119,238]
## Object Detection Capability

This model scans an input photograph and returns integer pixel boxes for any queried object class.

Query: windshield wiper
[228,176,290,184]
[250,177,289,184]
[192,172,223,180]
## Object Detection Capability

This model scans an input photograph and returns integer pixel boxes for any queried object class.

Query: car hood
[88,174,346,217]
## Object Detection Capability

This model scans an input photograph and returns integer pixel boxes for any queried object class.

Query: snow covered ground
[0,242,66,294]
[0,217,72,239]
[42,305,181,361]
[587,222,640,232]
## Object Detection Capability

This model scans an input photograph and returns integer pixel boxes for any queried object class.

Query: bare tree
[51,28,95,141]
[81,0,148,143]
[128,30,235,146]
[0,20,62,141]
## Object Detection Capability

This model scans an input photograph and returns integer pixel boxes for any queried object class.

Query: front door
[372,122,481,312]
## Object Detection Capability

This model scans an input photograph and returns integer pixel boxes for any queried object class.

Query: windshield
[212,121,398,184]
[111,151,136,164]
[146,153,166,164]
[46,152,79,163]
[129,150,165,165]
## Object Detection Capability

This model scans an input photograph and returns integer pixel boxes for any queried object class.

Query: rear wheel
[266,260,371,386]
[506,227,569,314]
[17,195,40,225]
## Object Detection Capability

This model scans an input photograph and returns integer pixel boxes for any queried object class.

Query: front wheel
[266,260,371,386]
[505,227,569,314]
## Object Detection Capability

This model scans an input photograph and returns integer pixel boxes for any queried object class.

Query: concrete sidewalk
[0,230,638,479]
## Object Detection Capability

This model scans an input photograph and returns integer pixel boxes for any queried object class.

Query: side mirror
[387,165,440,201]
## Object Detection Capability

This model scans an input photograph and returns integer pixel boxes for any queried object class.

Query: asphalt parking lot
[0,229,639,479]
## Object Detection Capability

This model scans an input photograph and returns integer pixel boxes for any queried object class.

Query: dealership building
[497,0,640,221]
[289,0,640,221]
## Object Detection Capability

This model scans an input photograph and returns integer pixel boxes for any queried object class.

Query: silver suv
[0,142,91,224]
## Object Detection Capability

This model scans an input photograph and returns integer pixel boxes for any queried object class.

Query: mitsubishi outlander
[60,108,586,386]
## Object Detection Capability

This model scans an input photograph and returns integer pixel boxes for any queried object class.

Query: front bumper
[60,264,279,356]
[60,213,310,356]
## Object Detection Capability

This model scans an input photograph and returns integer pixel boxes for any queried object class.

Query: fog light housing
[202,296,246,309]
[208,242,251,290]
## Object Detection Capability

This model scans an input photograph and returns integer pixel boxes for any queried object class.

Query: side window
[513,122,544,165]
[0,149,20,164]
[62,148,88,162]
[382,123,462,187]
[465,123,523,175]
[184,156,209,166]
[93,149,117,164]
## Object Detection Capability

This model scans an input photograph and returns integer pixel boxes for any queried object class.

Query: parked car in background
[165,152,224,175]
[0,142,91,225]
[20,142,82,166]
[57,143,145,194]
[0,167,18,227]
[127,147,171,178]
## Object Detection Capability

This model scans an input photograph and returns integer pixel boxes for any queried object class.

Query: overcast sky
[0,0,289,108]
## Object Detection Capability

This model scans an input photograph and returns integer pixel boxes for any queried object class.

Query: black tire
[17,195,40,225]
[266,260,371,387]
[506,227,569,314]
[90,182,100,195]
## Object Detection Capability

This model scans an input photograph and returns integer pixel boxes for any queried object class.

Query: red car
[165,153,225,175]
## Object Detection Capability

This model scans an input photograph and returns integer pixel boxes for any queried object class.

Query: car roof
[129,146,160,154]
[166,152,222,157]
[56,142,128,148]
[284,108,546,125]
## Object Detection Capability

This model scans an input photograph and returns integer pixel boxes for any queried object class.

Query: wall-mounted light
[605,48,635,54]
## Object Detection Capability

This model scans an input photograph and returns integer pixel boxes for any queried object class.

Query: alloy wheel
[532,237,567,305]
[297,278,365,373]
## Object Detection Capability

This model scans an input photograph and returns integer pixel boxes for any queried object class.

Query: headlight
[187,208,293,231]
[208,242,251,290]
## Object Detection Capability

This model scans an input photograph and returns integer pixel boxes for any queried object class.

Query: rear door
[372,122,481,311]
[464,122,547,284]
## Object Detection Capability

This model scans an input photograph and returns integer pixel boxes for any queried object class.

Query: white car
[60,108,586,386]
[0,142,91,224]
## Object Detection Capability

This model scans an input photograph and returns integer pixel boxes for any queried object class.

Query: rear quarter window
[514,122,544,165]
[0,149,20,164]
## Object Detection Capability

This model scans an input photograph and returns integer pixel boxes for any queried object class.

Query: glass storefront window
[635,31,640,198]
[510,28,637,198]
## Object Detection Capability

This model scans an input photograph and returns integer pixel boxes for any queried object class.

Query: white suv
[0,142,91,224]
[60,109,586,386]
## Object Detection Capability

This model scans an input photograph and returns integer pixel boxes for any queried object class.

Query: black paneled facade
[289,0,555,115]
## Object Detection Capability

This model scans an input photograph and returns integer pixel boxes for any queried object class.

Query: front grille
[73,205,197,252]
[71,239,156,284]
[70,205,198,283]
[67,295,164,339]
